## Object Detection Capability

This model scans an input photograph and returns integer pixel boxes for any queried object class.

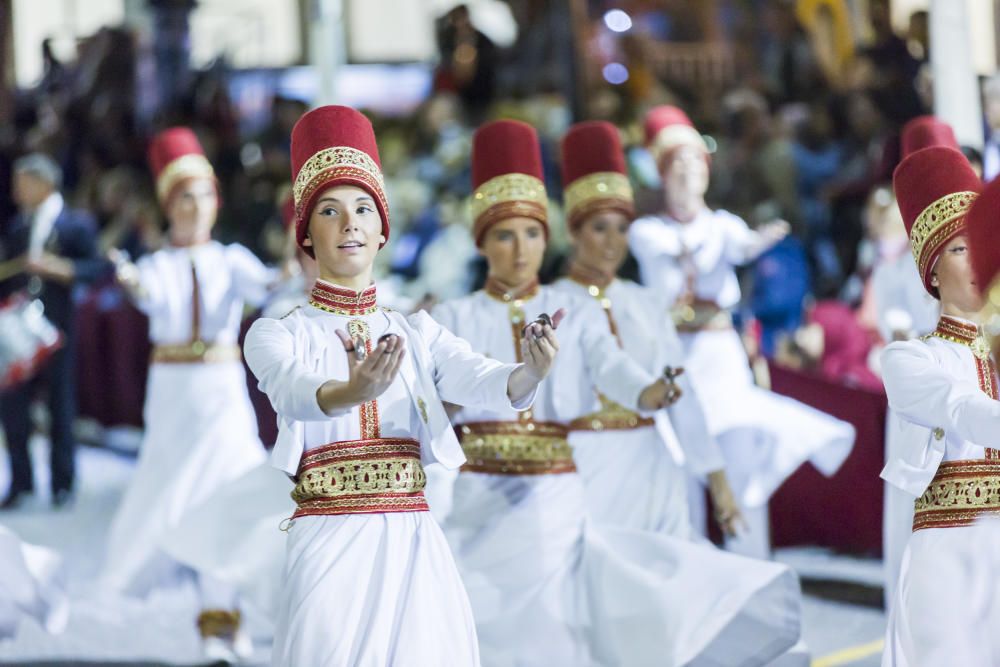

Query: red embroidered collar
[567,260,614,290]
[309,279,378,316]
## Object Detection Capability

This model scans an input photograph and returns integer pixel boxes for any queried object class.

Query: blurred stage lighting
[602,63,629,85]
[603,9,632,33]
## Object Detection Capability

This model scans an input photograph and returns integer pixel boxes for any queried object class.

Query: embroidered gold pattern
[470,173,548,227]
[291,438,428,518]
[345,319,381,439]
[909,191,977,284]
[293,146,385,209]
[309,280,378,316]
[569,394,654,432]
[156,154,215,202]
[151,343,241,364]
[564,172,634,223]
[458,421,576,475]
[650,125,707,163]
[913,460,1000,530]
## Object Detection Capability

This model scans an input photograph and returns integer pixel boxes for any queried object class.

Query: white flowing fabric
[629,212,855,518]
[552,277,728,537]
[434,287,802,667]
[0,525,68,639]
[881,322,1000,667]
[101,242,272,595]
[244,284,534,667]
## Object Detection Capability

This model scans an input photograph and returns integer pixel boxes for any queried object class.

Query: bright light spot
[603,63,629,85]
[603,9,633,33]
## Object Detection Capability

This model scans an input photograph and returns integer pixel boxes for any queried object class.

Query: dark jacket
[0,204,105,333]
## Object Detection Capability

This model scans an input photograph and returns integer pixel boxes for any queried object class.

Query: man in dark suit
[0,154,104,509]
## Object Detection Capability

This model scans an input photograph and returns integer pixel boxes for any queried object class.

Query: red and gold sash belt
[151,342,241,364]
[913,459,1000,531]
[671,299,733,333]
[291,437,428,518]
[569,394,654,432]
[457,420,576,475]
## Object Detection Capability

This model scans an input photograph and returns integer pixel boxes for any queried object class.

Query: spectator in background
[434,4,498,121]
[0,154,103,509]
[981,74,1000,182]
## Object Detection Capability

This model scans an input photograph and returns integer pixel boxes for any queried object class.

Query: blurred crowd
[1,0,994,402]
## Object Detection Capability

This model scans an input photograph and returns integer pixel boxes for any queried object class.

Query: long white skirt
[0,525,68,639]
[681,329,854,508]
[101,361,266,595]
[272,511,480,667]
[570,427,690,538]
[883,521,1000,667]
[163,463,295,618]
[446,471,801,667]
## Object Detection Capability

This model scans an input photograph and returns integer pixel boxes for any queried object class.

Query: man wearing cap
[881,145,1000,666]
[0,153,102,509]
[103,127,276,660]
[630,105,855,559]
[432,119,801,666]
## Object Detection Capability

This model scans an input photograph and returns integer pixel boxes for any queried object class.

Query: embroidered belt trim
[671,300,733,333]
[151,342,241,364]
[457,420,576,475]
[912,459,1000,531]
[569,394,653,432]
[291,437,428,518]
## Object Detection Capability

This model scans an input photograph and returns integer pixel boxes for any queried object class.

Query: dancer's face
[305,185,384,283]
[479,216,547,287]
[166,177,218,246]
[932,234,984,312]
[572,210,630,276]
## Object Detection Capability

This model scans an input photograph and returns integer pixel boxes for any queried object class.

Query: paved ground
[1,441,887,666]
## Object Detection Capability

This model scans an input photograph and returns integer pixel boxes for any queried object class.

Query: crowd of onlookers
[3,1,999,398]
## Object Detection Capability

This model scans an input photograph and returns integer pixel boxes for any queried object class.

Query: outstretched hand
[520,308,566,382]
[334,329,407,403]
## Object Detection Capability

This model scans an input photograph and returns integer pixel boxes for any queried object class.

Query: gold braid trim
[470,173,548,240]
[569,394,653,432]
[457,421,576,475]
[564,172,634,227]
[292,146,387,218]
[909,191,977,287]
[156,154,215,202]
[291,438,428,518]
[197,609,241,639]
[913,460,1000,531]
[649,125,707,164]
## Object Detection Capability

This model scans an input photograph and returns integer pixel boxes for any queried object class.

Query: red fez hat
[560,121,634,229]
[470,120,548,246]
[290,106,389,257]
[900,116,959,158]
[644,105,707,167]
[966,175,1000,297]
[148,127,215,204]
[893,146,981,296]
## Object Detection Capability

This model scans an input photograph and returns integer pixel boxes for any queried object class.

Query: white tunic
[629,211,855,510]
[881,320,1000,667]
[551,276,725,537]
[433,286,802,667]
[244,292,531,667]
[101,242,272,595]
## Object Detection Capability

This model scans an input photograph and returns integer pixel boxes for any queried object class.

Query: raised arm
[882,341,1000,447]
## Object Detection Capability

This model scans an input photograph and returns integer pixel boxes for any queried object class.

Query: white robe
[551,277,725,537]
[629,211,855,540]
[101,242,272,596]
[244,296,532,667]
[433,286,802,667]
[869,246,939,605]
[880,325,1000,667]
[0,525,67,639]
